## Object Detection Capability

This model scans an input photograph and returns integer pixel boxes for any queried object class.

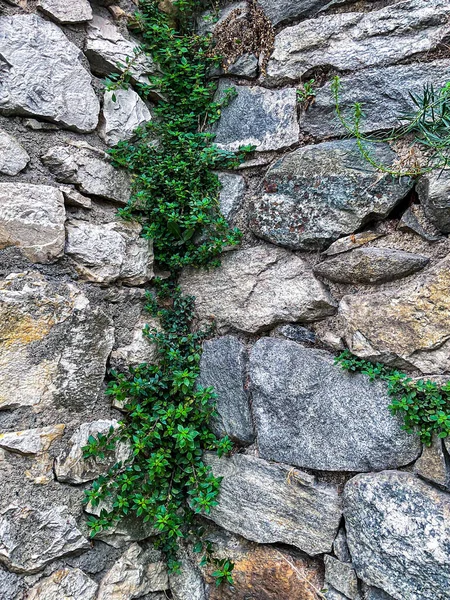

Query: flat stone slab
[251,140,412,250]
[213,81,299,152]
[249,338,421,471]
[0,15,99,132]
[179,244,336,334]
[205,453,342,556]
[266,0,450,85]
[345,471,450,600]
[37,0,93,23]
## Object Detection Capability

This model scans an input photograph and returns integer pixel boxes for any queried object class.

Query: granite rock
[217,172,246,221]
[324,555,359,600]
[414,435,450,491]
[416,169,450,233]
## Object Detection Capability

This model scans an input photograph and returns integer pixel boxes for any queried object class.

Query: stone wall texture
[0,0,449,599]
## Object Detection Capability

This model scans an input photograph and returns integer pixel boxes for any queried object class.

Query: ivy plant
[335,350,450,446]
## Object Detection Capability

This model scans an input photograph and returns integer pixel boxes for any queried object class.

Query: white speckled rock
[0,15,99,132]
[0,183,65,263]
[0,130,29,176]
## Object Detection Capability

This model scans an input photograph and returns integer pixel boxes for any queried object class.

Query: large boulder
[416,169,450,233]
[250,141,413,250]
[340,254,450,373]
[26,568,98,600]
[314,247,429,284]
[0,505,90,574]
[0,130,29,176]
[179,244,336,334]
[249,338,421,471]
[302,60,450,138]
[65,219,154,285]
[197,336,254,445]
[213,81,299,152]
[42,143,131,205]
[266,0,450,85]
[0,183,65,263]
[99,88,152,147]
[205,453,342,556]
[0,15,99,132]
[344,471,450,600]
[0,271,114,411]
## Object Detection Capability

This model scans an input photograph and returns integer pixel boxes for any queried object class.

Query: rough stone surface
[267,0,450,85]
[249,338,421,471]
[37,0,93,23]
[414,435,450,490]
[110,317,159,371]
[344,471,450,600]
[340,254,450,373]
[86,15,155,84]
[333,528,352,563]
[0,425,65,456]
[205,531,324,600]
[0,504,90,574]
[257,0,330,26]
[323,232,385,257]
[325,587,350,600]
[197,336,254,445]
[302,61,450,138]
[397,205,442,242]
[0,15,99,132]
[324,555,359,600]
[66,220,153,285]
[213,81,299,152]
[96,543,168,600]
[0,183,66,263]
[205,453,342,556]
[55,420,127,484]
[26,568,98,600]
[416,169,450,233]
[42,143,131,204]
[0,130,29,176]
[169,550,206,600]
[314,248,429,284]
[0,271,114,411]
[99,88,152,147]
[180,244,336,334]
[251,141,413,250]
[226,53,258,78]
[217,172,246,221]
[272,323,316,344]
[60,186,92,210]
[361,584,395,600]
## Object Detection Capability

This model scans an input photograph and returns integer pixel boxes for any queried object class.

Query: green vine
[332,75,450,177]
[335,350,450,446]
[83,0,254,579]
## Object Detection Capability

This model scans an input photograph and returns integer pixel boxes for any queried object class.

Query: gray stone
[361,584,395,600]
[205,453,342,555]
[24,118,60,131]
[66,219,153,285]
[197,2,247,36]
[42,143,131,204]
[324,555,359,600]
[27,568,98,600]
[0,15,99,132]
[397,205,442,242]
[55,420,128,484]
[99,88,152,147]
[325,586,351,600]
[257,0,330,26]
[340,254,450,373]
[416,169,450,233]
[197,336,254,445]
[250,140,413,250]
[0,424,65,456]
[217,172,246,221]
[96,543,169,600]
[0,567,24,600]
[37,0,93,23]
[302,61,450,138]
[266,0,450,85]
[344,471,450,600]
[86,15,155,84]
[0,271,114,411]
[60,185,92,209]
[271,323,316,344]
[0,504,90,574]
[213,81,299,152]
[179,244,336,334]
[169,550,206,600]
[0,130,29,176]
[314,248,429,284]
[323,232,385,257]
[227,53,258,78]
[0,183,66,263]
[110,316,159,371]
[249,338,421,471]
[333,528,352,563]
[414,435,450,491]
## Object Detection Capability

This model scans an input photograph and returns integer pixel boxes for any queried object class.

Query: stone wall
[0,0,449,599]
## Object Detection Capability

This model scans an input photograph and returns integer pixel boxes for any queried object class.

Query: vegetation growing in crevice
[332,75,450,177]
[83,0,253,578]
[336,350,450,446]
